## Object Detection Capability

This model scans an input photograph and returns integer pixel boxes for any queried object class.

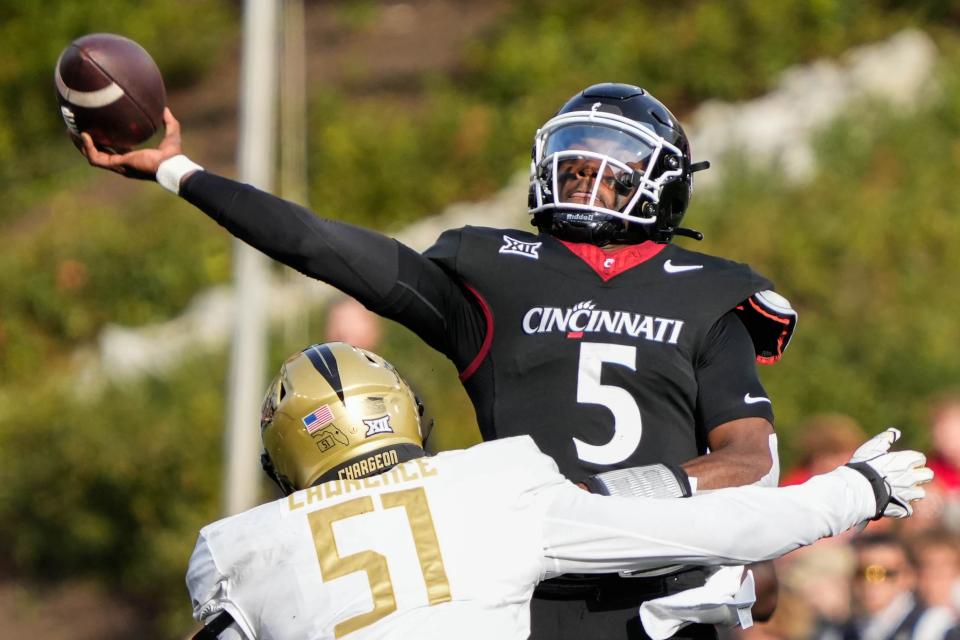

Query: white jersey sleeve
[539,465,876,577]
[186,528,257,639]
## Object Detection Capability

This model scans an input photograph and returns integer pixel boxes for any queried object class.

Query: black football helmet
[529,83,708,245]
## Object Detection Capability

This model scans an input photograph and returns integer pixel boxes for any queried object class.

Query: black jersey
[424,227,776,479]
[183,173,792,481]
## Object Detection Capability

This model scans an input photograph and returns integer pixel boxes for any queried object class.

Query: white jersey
[187,436,877,640]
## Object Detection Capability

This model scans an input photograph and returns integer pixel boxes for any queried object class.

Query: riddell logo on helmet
[522,300,684,343]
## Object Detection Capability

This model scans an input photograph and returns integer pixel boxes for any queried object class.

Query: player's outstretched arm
[542,429,932,575]
[75,107,479,359]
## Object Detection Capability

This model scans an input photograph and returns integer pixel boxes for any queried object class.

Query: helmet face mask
[529,84,699,245]
[259,342,425,495]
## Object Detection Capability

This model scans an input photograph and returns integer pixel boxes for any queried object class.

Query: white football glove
[846,428,933,519]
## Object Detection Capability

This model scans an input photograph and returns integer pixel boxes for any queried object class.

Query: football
[54,33,166,152]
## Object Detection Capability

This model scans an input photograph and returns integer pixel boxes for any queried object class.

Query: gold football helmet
[260,342,425,495]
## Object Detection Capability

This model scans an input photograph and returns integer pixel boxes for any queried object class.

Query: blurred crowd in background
[732,398,960,640]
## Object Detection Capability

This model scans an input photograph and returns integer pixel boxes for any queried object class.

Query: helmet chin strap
[261,451,297,496]
[671,227,705,241]
[575,222,623,246]
[534,207,703,246]
[534,209,641,246]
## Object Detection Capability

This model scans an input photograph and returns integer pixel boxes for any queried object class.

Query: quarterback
[187,342,930,640]
[83,84,796,637]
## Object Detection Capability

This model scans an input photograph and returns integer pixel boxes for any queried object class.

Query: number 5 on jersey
[574,342,643,466]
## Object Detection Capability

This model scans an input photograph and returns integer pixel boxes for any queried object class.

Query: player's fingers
[163,107,181,139]
[914,466,935,485]
[900,486,926,504]
[78,132,139,176]
[80,132,97,160]
[159,108,183,156]
[888,463,933,484]
[890,450,926,469]
[80,133,114,169]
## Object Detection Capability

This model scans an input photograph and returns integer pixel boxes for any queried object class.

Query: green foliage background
[1,0,959,635]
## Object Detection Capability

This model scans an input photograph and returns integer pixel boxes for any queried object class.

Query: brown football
[54,33,166,152]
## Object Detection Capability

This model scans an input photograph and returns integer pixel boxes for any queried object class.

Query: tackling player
[187,342,930,640]
[82,83,796,638]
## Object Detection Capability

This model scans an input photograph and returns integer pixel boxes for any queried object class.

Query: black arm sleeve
[695,311,775,432]
[179,171,484,360]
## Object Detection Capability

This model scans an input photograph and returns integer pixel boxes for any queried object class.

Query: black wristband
[192,611,235,639]
[845,462,890,520]
[663,463,694,497]
[581,474,611,496]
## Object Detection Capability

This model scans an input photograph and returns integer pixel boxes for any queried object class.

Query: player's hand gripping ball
[54,33,166,152]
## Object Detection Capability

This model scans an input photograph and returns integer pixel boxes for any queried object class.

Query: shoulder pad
[735,289,797,364]
[422,227,465,261]
[423,226,542,270]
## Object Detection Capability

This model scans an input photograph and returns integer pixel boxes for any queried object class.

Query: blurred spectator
[322,295,441,449]
[323,296,382,350]
[781,414,866,486]
[784,544,856,640]
[729,589,813,639]
[831,532,926,640]
[908,528,960,638]
[924,394,960,531]
[928,395,960,490]
[731,546,855,640]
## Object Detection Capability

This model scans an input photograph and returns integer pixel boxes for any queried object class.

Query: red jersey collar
[558,239,666,281]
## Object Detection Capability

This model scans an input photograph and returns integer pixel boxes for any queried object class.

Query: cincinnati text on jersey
[522,300,684,343]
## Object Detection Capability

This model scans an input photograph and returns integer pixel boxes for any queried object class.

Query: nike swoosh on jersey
[744,393,772,404]
[663,260,704,273]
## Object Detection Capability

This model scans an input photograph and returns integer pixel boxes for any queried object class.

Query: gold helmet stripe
[304,343,345,402]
